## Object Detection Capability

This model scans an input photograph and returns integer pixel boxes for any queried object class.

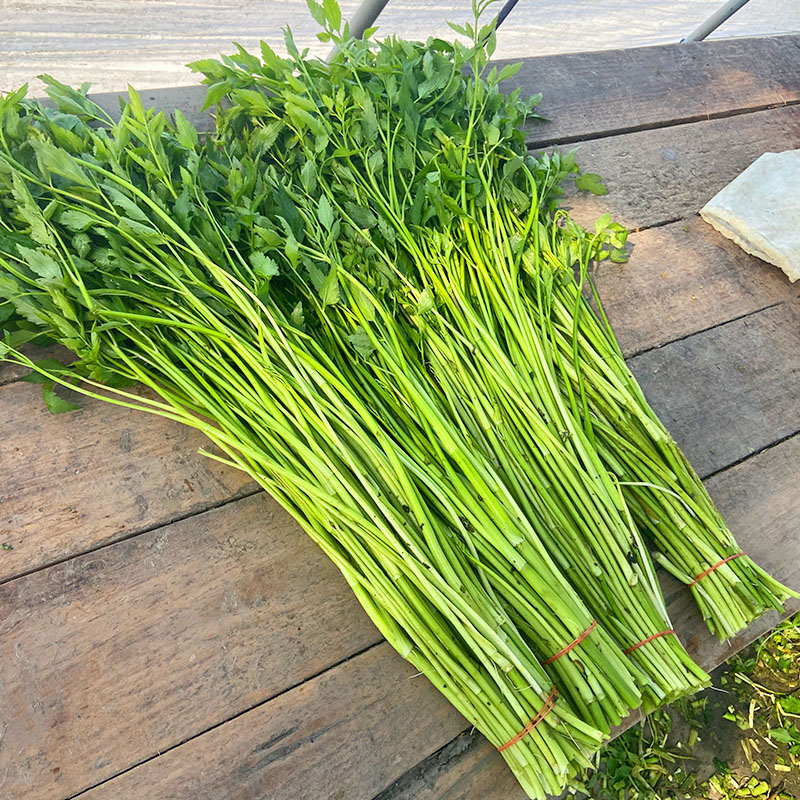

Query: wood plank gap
[65,637,385,800]
[628,215,685,234]
[526,97,800,150]
[0,484,263,588]
[624,300,787,361]
[371,730,484,800]
[701,427,800,483]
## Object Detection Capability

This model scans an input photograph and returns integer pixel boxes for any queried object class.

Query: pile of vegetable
[0,2,795,796]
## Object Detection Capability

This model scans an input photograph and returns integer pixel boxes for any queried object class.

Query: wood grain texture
[0,492,380,800]
[595,215,800,358]
[68,432,800,800]
[557,104,800,231]
[513,35,800,146]
[79,643,466,800]
[0,381,254,581]
[629,301,800,477]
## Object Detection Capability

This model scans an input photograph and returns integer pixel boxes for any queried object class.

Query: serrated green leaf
[317,194,335,231]
[768,727,794,744]
[498,62,522,82]
[173,109,199,149]
[285,231,299,268]
[250,251,279,279]
[232,88,272,115]
[575,172,608,196]
[250,120,283,154]
[31,139,88,184]
[347,327,374,358]
[417,70,449,100]
[320,266,339,307]
[779,696,800,715]
[417,287,435,315]
[201,81,234,110]
[594,213,612,234]
[290,301,305,329]
[101,183,150,222]
[126,84,149,123]
[345,202,376,229]
[254,225,282,249]
[609,248,629,263]
[300,160,317,194]
[42,383,81,414]
[16,245,62,283]
[0,275,19,300]
[60,209,94,231]
[118,217,163,244]
[349,282,375,322]
[306,0,326,26]
[186,59,230,79]
[323,0,341,30]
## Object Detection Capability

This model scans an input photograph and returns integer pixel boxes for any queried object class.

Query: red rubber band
[541,620,597,665]
[498,686,559,752]
[689,552,745,586]
[624,629,676,654]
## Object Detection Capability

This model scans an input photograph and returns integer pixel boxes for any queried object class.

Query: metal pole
[329,0,523,59]
[347,0,392,39]
[682,0,753,43]
[495,0,522,32]
[327,0,391,60]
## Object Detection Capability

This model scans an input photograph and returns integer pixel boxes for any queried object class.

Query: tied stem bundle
[0,1,795,796]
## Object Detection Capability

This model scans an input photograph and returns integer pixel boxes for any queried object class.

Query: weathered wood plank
[376,436,800,800]
[596,215,799,358]
[0,492,381,800]
[630,301,800,477]
[69,433,800,800]
[515,35,800,146]
[79,642,466,800]
[0,381,253,582]
[558,105,800,231]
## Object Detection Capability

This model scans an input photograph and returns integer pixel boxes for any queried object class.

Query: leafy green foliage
[1,7,794,800]
[575,172,609,195]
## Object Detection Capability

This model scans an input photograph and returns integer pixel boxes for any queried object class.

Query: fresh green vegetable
[0,1,795,796]
[190,0,795,646]
[0,76,625,799]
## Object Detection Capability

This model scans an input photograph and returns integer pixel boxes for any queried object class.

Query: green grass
[572,612,800,800]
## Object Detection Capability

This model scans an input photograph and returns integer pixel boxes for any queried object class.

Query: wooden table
[2,34,800,800]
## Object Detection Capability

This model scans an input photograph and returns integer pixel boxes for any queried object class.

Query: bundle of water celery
[0,2,794,796]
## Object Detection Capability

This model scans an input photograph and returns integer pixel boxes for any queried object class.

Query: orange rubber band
[498,686,559,752]
[689,552,744,586]
[624,629,676,654]
[541,620,597,665]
